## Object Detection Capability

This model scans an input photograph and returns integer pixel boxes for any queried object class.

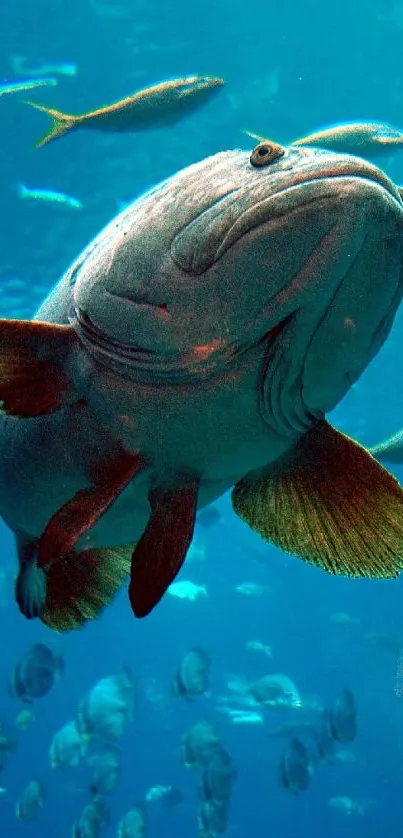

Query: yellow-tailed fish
[244,122,403,160]
[25,74,225,148]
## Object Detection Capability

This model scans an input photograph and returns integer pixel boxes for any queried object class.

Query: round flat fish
[279,737,313,793]
[1,144,403,631]
[174,647,211,699]
[328,688,357,743]
[10,644,63,702]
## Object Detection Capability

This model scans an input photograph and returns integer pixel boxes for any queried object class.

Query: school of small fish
[0,631,364,834]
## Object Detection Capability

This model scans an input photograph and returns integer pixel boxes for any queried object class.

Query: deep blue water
[1,0,403,835]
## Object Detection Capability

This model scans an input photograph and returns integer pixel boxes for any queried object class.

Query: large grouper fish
[2,139,403,633]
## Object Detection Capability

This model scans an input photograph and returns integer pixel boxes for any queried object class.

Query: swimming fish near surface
[24,74,225,148]
[1,140,403,632]
[245,121,403,160]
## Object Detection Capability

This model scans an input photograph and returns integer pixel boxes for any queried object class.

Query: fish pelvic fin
[15,537,46,620]
[41,544,133,632]
[232,419,403,580]
[129,479,199,618]
[0,319,78,416]
[37,450,146,568]
[23,100,79,148]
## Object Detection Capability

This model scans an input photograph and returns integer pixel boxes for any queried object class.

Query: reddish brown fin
[0,319,77,416]
[232,419,403,579]
[38,451,146,568]
[129,480,199,618]
[41,544,133,632]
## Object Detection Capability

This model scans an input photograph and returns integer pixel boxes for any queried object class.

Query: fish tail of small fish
[15,182,28,199]
[23,100,78,147]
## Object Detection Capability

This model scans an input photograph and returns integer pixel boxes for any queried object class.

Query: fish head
[71,143,403,435]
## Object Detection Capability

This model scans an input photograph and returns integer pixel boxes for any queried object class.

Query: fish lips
[254,169,403,434]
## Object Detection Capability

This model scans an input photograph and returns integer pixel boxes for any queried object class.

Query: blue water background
[1,0,403,835]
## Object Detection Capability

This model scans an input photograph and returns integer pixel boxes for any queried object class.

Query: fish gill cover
[0,0,403,836]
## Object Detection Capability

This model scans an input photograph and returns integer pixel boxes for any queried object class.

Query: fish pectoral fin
[41,544,133,632]
[232,419,403,579]
[37,450,146,568]
[129,479,199,618]
[0,318,79,417]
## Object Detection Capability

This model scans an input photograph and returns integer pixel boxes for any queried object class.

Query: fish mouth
[256,165,403,435]
[73,151,402,393]
[262,155,399,203]
[236,155,402,239]
[74,306,230,381]
[170,150,402,277]
[74,306,289,383]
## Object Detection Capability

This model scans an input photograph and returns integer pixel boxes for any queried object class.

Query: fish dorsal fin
[129,480,199,617]
[370,428,403,464]
[0,318,78,416]
[243,129,267,142]
[232,419,403,579]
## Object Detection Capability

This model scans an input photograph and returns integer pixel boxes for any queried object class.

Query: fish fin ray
[0,319,77,416]
[41,544,133,632]
[129,480,199,617]
[232,419,403,579]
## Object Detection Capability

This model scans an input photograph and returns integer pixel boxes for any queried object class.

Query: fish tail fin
[40,544,133,632]
[15,182,28,199]
[23,100,78,147]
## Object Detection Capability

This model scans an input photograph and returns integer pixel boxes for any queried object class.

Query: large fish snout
[71,147,403,404]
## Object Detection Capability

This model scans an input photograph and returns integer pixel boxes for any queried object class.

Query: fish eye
[250,140,285,167]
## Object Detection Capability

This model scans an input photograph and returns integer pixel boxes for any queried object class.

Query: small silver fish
[16,183,83,210]
[10,55,77,77]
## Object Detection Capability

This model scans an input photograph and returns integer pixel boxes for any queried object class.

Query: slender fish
[25,74,225,147]
[0,77,57,98]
